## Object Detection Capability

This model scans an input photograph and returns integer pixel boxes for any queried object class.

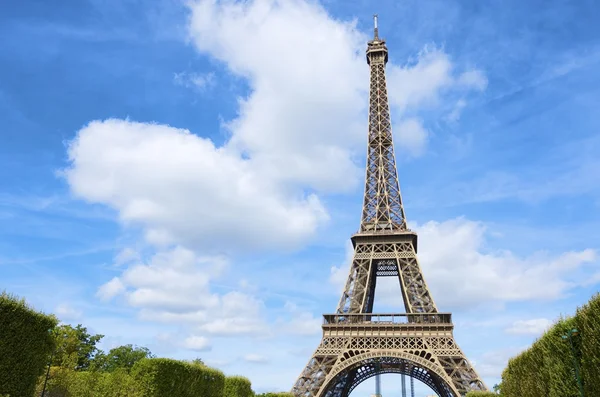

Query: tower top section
[367,14,388,65]
[359,13,407,233]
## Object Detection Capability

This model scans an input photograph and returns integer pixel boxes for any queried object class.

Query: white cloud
[97,246,268,337]
[64,119,329,252]
[55,303,83,321]
[387,48,453,111]
[173,71,215,90]
[457,69,488,91]
[446,99,467,123]
[476,346,528,378]
[97,277,126,301]
[114,247,140,266]
[331,217,597,310]
[279,302,322,336]
[183,335,212,351]
[505,319,552,335]
[244,354,269,364]
[329,240,354,288]
[416,218,597,309]
[395,118,429,157]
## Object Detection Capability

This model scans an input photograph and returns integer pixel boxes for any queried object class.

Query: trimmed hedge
[465,392,497,397]
[0,291,58,397]
[132,358,225,397]
[577,292,600,395]
[38,366,143,397]
[501,293,600,396]
[224,376,253,397]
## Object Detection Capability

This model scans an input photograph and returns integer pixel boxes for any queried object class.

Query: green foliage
[190,358,204,366]
[576,292,600,396]
[132,357,225,397]
[501,293,600,397]
[38,366,143,397]
[224,376,253,397]
[52,324,104,370]
[255,393,294,397]
[93,344,154,372]
[465,392,498,397]
[0,291,58,397]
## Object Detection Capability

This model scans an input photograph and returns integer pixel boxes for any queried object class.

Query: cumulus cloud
[331,217,597,310]
[96,246,267,337]
[64,119,329,252]
[183,335,212,351]
[97,277,126,301]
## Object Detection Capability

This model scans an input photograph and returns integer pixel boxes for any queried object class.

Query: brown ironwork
[291,15,487,397]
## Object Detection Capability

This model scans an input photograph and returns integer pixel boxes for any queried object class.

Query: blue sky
[1,0,600,395]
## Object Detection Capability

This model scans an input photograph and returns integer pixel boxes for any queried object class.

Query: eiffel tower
[291,15,487,397]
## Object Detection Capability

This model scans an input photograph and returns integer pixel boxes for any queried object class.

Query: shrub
[0,291,58,397]
[500,293,600,396]
[224,376,253,397]
[37,366,143,397]
[132,358,225,397]
[577,293,600,395]
[465,392,498,397]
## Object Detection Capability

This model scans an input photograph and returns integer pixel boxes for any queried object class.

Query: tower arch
[320,351,460,397]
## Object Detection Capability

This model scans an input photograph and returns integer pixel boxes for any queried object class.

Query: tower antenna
[373,14,379,39]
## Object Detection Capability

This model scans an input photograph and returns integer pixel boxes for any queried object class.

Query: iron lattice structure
[291,16,487,397]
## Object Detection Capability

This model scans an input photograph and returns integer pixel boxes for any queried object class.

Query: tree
[51,324,104,370]
[493,383,502,394]
[93,344,154,372]
[190,358,204,366]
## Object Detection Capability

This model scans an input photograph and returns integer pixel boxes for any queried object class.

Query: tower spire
[361,16,406,232]
[373,14,379,40]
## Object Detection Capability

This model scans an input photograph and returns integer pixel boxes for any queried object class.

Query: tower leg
[401,373,406,397]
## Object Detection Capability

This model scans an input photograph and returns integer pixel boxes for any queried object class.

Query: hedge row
[577,292,600,396]
[224,376,253,397]
[132,358,225,397]
[37,366,143,396]
[501,293,600,396]
[0,291,58,397]
[465,392,497,397]
[41,358,235,397]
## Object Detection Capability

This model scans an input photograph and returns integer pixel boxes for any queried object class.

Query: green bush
[577,293,600,395]
[501,293,600,396]
[132,358,225,397]
[465,392,498,397]
[224,376,253,397]
[38,366,143,397]
[0,291,58,397]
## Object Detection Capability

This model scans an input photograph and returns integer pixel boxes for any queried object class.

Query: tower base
[291,313,486,397]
